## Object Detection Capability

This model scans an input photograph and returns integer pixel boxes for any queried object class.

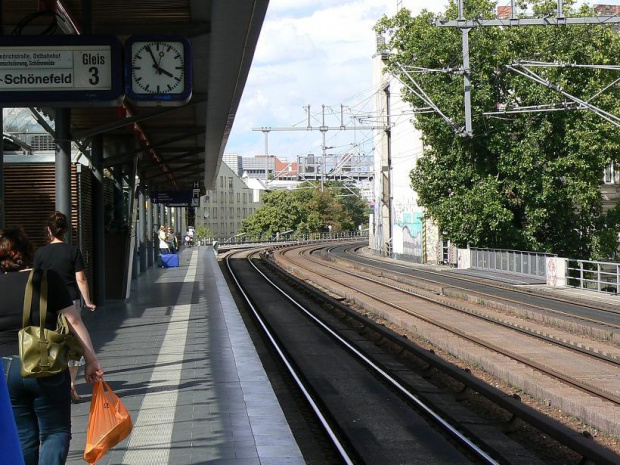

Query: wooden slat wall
[4,163,71,247]
[5,163,95,294]
[77,166,94,293]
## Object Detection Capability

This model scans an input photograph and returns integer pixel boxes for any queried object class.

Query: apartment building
[197,161,263,239]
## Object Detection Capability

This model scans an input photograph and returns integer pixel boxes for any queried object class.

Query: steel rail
[265,247,620,465]
[339,243,620,327]
[280,245,620,405]
[246,251,501,465]
[225,251,355,465]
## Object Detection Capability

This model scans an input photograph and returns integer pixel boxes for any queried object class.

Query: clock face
[131,41,185,95]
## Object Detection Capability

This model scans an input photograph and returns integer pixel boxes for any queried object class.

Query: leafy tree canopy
[375,0,620,259]
[239,182,369,238]
[195,225,212,241]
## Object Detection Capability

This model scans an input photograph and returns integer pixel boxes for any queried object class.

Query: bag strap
[22,269,35,327]
[22,269,50,366]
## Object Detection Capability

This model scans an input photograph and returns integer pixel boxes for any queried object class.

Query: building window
[604,162,616,185]
[243,193,247,204]
[237,193,240,203]
[228,177,233,189]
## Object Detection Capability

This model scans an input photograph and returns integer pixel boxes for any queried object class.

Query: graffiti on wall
[395,209,423,262]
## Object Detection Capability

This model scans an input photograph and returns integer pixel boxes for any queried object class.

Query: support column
[138,177,146,273]
[92,135,105,304]
[55,108,72,242]
[0,108,4,229]
[146,179,153,267]
[112,165,124,232]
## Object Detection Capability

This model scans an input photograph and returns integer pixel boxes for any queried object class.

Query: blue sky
[224,0,610,162]
[224,0,448,163]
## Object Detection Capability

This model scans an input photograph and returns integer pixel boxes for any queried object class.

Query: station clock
[125,35,192,106]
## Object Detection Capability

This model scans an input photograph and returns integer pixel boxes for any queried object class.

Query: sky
[224,0,612,163]
[224,0,448,163]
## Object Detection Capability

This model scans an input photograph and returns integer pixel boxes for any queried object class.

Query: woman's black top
[34,242,85,301]
[0,269,72,357]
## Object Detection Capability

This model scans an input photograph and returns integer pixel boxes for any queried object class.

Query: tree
[195,225,212,243]
[375,0,620,258]
[239,182,369,238]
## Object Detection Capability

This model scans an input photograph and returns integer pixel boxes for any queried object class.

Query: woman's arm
[75,270,96,311]
[60,304,104,383]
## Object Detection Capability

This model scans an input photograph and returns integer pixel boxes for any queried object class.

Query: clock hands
[157,66,174,78]
[146,45,160,70]
[145,43,176,77]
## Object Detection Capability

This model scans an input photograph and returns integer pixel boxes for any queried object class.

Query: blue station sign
[151,190,193,206]
[0,35,123,106]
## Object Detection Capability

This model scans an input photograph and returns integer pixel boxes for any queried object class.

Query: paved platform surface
[66,246,304,465]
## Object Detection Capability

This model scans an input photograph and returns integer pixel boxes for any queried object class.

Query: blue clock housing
[125,35,192,106]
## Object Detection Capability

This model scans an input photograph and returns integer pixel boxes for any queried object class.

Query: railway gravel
[270,244,620,458]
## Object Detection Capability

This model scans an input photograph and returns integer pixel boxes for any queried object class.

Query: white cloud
[224,0,451,159]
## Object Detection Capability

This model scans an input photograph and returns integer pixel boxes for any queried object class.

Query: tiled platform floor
[66,246,304,465]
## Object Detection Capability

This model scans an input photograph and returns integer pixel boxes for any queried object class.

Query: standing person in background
[158,225,170,255]
[167,227,179,253]
[34,212,96,403]
[0,226,103,465]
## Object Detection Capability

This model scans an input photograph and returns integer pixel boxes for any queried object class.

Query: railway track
[222,244,620,464]
[267,243,620,449]
[280,244,620,404]
[336,243,620,330]
[226,249,509,464]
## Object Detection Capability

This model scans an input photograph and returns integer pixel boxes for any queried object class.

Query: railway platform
[65,245,303,465]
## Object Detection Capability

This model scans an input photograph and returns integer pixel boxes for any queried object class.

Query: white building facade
[371,44,440,263]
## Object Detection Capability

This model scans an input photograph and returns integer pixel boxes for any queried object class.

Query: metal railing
[469,247,555,279]
[208,230,369,246]
[566,259,620,294]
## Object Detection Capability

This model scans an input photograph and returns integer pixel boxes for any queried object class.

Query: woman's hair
[0,226,35,273]
[46,211,69,241]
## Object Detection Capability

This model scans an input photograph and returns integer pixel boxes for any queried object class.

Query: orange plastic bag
[84,380,133,464]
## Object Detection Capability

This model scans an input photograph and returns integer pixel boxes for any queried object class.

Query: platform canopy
[1,0,268,190]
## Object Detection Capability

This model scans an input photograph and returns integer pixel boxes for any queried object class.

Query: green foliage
[195,225,211,241]
[239,182,369,238]
[375,0,620,258]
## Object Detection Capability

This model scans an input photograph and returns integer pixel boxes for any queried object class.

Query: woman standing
[158,225,170,255]
[0,226,103,464]
[34,212,96,403]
